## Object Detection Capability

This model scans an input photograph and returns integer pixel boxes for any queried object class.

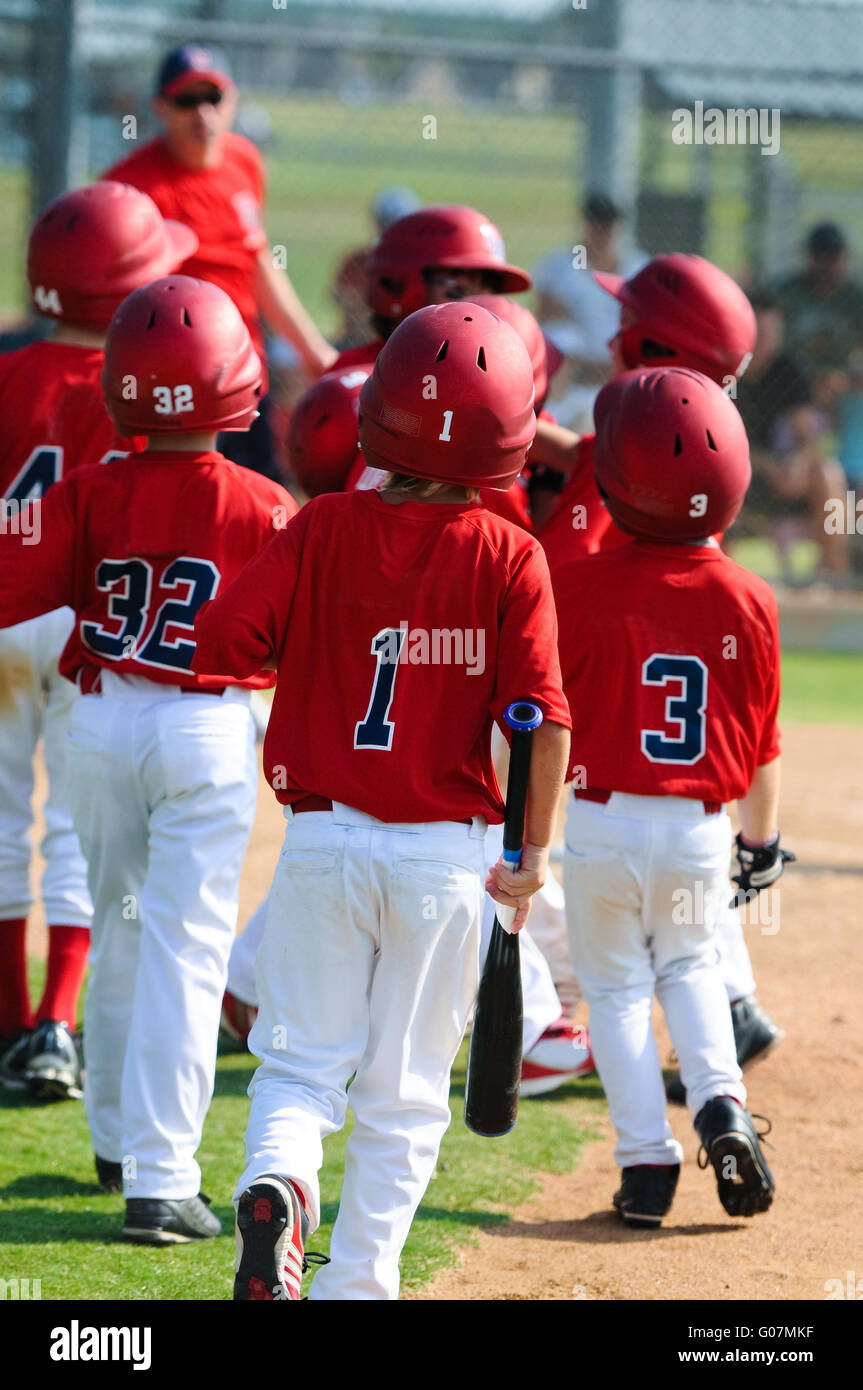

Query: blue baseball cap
[156,44,233,98]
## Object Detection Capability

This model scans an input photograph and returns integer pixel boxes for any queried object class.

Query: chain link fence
[2,0,862,582]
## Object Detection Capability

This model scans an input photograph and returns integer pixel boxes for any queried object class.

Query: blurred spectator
[532,192,647,431]
[732,288,849,579]
[372,186,421,232]
[773,223,863,381]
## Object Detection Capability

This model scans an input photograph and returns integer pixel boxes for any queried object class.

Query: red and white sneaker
[234,1176,327,1301]
[219,990,258,1051]
[520,1018,595,1097]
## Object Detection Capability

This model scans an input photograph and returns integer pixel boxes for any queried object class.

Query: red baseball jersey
[104,134,268,362]
[0,341,141,501]
[0,450,294,693]
[193,490,570,823]
[554,540,780,803]
[535,434,622,572]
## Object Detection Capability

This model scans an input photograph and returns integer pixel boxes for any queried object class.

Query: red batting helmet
[359,301,536,491]
[468,294,550,410]
[288,366,371,496]
[27,182,198,332]
[593,366,751,542]
[102,275,262,434]
[366,206,531,323]
[595,254,756,385]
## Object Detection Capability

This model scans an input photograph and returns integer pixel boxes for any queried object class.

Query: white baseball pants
[66,671,257,1198]
[237,804,487,1300]
[228,823,560,1054]
[564,793,745,1169]
[0,609,91,926]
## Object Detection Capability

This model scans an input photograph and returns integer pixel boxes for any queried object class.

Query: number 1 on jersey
[354,627,405,750]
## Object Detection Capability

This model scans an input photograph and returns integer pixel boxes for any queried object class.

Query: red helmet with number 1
[593,367,751,542]
[102,276,262,435]
[596,254,756,385]
[366,206,531,322]
[359,301,535,490]
[27,182,198,332]
[287,367,371,496]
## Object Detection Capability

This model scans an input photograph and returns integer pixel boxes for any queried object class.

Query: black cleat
[122,1192,222,1244]
[0,1029,33,1091]
[696,1096,775,1217]
[95,1154,123,1193]
[613,1164,680,1229]
[731,996,785,1071]
[25,1019,83,1100]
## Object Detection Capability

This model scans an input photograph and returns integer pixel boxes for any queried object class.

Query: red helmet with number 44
[359,301,535,490]
[27,182,198,332]
[102,275,262,435]
[593,367,751,542]
[287,366,371,496]
[596,254,756,386]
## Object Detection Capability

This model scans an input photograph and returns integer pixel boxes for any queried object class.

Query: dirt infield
[26,722,863,1301]
[411,723,863,1301]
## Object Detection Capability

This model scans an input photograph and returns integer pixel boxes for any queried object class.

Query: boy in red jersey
[194,302,571,1300]
[0,276,295,1242]
[555,367,792,1229]
[0,182,195,1100]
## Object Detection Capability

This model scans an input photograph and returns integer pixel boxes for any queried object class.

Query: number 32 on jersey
[640,653,708,765]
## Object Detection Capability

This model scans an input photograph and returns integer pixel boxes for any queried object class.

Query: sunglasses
[170,88,224,110]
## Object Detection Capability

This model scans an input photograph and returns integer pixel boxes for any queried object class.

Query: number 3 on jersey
[640,653,708,764]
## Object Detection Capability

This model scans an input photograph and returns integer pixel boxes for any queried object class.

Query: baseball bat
[464,700,543,1138]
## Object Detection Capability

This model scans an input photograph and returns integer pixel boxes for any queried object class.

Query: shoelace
[697,1111,773,1169]
[302,1251,331,1273]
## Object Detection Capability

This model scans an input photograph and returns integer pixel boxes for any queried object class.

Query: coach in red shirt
[104,44,335,476]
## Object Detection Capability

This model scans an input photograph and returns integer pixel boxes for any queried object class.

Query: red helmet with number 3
[366,206,531,323]
[102,275,262,434]
[27,182,198,332]
[595,254,756,385]
[287,367,371,495]
[359,301,535,490]
[593,367,751,542]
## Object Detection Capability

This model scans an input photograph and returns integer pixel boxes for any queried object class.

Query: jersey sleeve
[0,484,77,626]
[756,591,782,766]
[193,507,306,679]
[490,540,571,732]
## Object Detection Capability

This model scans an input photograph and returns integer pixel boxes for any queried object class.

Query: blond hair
[382,472,480,501]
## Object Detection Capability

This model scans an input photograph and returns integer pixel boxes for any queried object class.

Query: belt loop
[469,814,488,840]
[282,805,295,826]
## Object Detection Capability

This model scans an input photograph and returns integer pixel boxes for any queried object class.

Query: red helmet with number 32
[366,206,531,323]
[27,182,198,332]
[593,367,751,542]
[102,275,262,435]
[359,301,536,490]
[595,254,756,385]
[287,367,371,495]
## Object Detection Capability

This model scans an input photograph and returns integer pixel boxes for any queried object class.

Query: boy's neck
[145,432,219,453]
[381,484,476,506]
[51,323,106,349]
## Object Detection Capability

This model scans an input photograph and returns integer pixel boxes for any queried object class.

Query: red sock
[0,917,32,1037]
[36,925,90,1028]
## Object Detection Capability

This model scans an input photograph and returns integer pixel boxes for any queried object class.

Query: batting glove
[731,831,796,905]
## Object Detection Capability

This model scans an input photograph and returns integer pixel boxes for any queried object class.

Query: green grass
[2,962,601,1300]
[780,650,863,725]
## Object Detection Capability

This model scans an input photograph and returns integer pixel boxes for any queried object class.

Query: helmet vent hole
[435,340,449,362]
[463,316,472,322]
[146,311,157,330]
[65,216,78,232]
[681,398,689,404]
[706,429,718,451]
[476,346,487,371]
[673,433,683,457]
[183,308,192,327]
